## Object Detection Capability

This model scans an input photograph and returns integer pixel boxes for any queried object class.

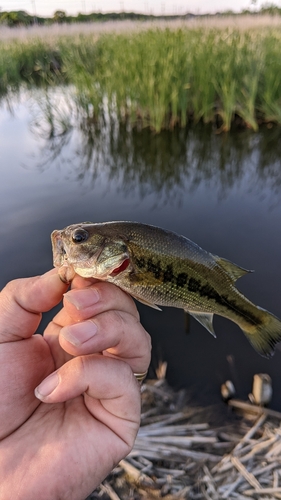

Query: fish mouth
[51,230,67,267]
[58,263,76,284]
[51,230,76,283]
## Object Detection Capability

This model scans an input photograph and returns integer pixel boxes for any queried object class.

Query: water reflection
[29,95,281,204]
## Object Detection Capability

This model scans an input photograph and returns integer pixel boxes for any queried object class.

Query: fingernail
[35,372,59,400]
[64,288,100,310]
[61,320,98,346]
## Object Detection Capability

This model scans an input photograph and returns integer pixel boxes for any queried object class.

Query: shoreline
[88,377,281,499]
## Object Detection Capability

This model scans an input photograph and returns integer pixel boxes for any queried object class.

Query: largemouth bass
[51,221,281,358]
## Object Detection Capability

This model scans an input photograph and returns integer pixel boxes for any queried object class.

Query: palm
[1,333,135,499]
[0,272,149,500]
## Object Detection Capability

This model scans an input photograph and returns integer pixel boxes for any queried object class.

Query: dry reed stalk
[230,456,262,490]
[244,486,281,496]
[228,399,281,420]
[99,482,121,500]
[119,459,155,486]
[88,379,281,500]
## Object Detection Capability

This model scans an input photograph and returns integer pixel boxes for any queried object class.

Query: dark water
[1,94,281,409]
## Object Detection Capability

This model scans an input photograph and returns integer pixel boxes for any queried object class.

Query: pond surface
[1,92,281,409]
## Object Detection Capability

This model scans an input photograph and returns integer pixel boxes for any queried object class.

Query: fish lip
[51,230,76,282]
[58,262,76,283]
[51,230,68,267]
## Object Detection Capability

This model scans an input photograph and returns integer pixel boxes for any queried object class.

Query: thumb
[0,270,68,343]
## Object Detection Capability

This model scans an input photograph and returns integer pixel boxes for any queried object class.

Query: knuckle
[0,280,23,314]
[96,310,127,339]
[110,310,127,334]
[75,354,89,377]
[144,329,152,351]
[2,279,18,296]
[98,282,140,318]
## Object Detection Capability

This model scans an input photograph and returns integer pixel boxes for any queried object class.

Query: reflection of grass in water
[29,91,281,205]
[1,26,281,131]
[30,88,73,138]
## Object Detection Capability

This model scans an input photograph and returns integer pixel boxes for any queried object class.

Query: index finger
[0,270,68,343]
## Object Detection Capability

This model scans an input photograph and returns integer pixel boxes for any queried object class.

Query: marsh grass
[1,20,281,131]
[0,38,64,96]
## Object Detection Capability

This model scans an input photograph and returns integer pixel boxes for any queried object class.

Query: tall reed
[0,38,64,96]
[1,26,281,131]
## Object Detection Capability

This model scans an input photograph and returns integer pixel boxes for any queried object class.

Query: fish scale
[51,221,281,358]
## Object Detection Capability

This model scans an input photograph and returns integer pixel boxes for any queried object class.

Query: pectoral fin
[131,294,162,311]
[188,311,216,337]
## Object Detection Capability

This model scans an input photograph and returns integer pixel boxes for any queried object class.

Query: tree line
[0,10,185,27]
[1,4,281,28]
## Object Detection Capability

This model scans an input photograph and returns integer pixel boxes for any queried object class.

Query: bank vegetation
[1,21,281,132]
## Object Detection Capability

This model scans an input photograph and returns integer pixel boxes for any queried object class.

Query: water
[1,93,281,409]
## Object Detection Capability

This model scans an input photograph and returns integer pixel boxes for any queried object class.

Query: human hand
[0,270,151,500]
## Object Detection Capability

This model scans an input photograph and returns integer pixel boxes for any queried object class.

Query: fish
[51,221,281,358]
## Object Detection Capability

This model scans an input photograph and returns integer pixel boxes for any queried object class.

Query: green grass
[1,26,281,131]
[0,38,64,95]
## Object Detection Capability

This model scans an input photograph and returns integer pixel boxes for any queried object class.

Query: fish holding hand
[51,221,281,358]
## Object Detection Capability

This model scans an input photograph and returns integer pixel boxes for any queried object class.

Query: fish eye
[72,228,89,243]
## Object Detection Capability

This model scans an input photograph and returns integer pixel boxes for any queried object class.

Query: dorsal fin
[214,255,253,282]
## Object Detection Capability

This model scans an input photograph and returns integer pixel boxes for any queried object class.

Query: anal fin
[188,311,216,337]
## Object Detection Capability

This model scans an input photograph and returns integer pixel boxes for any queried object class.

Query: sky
[0,0,275,16]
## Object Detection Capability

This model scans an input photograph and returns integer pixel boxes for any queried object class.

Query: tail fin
[243,310,281,358]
